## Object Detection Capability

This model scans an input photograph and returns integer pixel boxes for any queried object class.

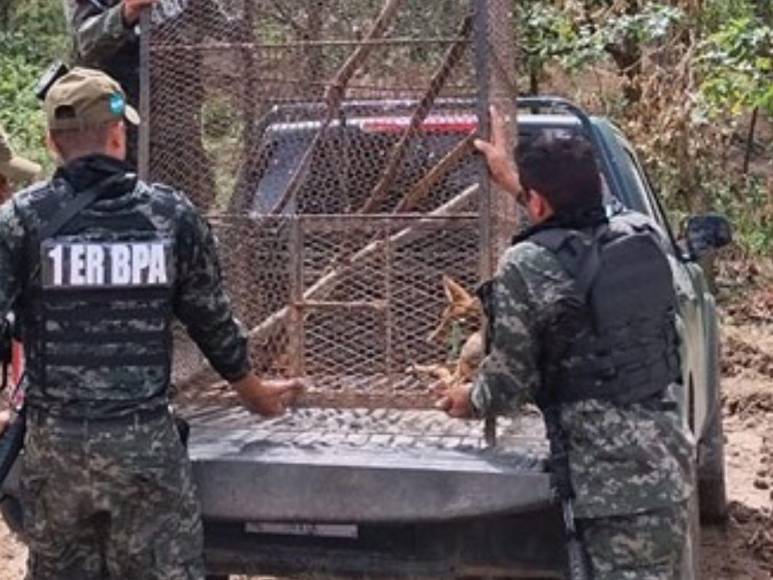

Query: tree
[513,0,770,251]
[699,15,772,116]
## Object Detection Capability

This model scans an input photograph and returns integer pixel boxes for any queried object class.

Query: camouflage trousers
[21,409,205,580]
[579,501,691,580]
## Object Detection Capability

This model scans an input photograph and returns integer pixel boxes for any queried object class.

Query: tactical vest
[19,178,176,412]
[530,214,681,406]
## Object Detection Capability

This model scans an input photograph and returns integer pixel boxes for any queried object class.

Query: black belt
[27,406,169,428]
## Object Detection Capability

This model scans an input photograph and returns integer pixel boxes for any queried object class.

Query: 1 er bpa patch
[41,239,174,289]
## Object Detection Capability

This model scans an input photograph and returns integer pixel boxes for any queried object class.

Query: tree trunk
[605,0,643,107]
[743,107,759,176]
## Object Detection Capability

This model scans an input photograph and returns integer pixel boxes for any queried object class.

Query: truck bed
[180,402,552,523]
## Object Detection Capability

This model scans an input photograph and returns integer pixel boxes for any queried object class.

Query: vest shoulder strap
[529,226,608,300]
[40,183,103,241]
[38,174,143,241]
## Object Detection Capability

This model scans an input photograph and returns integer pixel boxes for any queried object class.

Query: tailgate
[184,405,551,523]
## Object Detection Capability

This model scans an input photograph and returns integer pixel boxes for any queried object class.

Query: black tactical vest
[19,177,176,414]
[530,213,681,406]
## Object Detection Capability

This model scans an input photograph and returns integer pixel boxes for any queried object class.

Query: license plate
[245,522,359,539]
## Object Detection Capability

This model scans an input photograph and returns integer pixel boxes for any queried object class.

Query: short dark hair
[49,122,118,163]
[516,133,602,213]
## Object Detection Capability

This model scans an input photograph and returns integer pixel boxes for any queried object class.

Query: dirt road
[701,260,773,579]
[1,262,771,579]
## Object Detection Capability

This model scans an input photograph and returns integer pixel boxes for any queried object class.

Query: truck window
[622,147,680,251]
[252,125,478,215]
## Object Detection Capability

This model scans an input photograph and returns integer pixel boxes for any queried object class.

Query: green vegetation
[0,0,66,171]
[519,0,771,254]
[1,0,770,251]
[700,16,772,116]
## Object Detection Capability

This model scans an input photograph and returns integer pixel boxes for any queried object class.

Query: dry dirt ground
[1,261,771,580]
[700,259,773,579]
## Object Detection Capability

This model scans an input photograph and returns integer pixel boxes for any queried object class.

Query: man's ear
[108,122,126,153]
[45,132,64,166]
[530,190,554,220]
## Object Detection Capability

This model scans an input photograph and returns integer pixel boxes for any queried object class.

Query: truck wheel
[697,403,728,524]
[685,486,702,580]
[0,494,25,539]
[697,313,728,525]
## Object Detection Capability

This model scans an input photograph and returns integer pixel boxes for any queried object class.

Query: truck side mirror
[684,214,732,259]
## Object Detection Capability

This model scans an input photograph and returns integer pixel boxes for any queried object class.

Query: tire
[697,313,728,524]
[0,494,25,538]
[685,486,701,580]
[697,404,728,524]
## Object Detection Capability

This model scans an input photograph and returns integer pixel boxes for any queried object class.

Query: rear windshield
[244,122,616,215]
[247,125,478,215]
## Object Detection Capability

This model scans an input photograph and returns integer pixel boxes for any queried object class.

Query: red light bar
[362,117,478,134]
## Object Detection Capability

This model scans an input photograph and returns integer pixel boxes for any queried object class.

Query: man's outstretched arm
[173,204,302,416]
[469,260,541,416]
[63,0,157,64]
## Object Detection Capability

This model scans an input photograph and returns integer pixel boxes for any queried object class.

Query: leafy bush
[0,0,67,171]
[699,16,772,116]
[517,0,771,254]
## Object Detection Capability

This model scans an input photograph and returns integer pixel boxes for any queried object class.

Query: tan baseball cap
[45,67,140,131]
[0,127,42,182]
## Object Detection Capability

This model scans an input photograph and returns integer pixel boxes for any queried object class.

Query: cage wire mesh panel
[142,0,519,409]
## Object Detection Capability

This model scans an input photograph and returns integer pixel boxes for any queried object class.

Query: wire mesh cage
[141,0,518,410]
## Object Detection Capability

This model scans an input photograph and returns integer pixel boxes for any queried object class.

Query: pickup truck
[1,98,731,579]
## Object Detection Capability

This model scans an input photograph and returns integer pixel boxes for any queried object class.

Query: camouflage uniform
[62,0,217,207]
[23,411,204,580]
[471,212,695,580]
[0,154,251,579]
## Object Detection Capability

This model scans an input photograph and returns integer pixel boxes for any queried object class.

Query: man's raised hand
[474,106,522,195]
[122,0,159,26]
